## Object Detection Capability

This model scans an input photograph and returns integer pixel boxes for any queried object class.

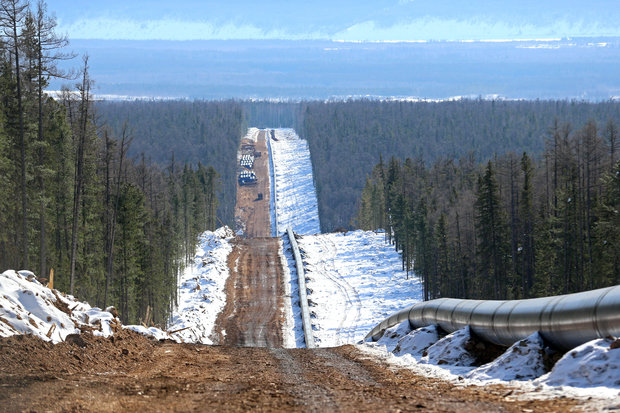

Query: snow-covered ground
[269,128,321,236]
[296,230,423,347]
[363,321,620,408]
[0,269,174,343]
[168,226,234,344]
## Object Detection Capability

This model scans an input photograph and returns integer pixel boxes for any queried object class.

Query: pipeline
[266,129,279,236]
[287,228,315,348]
[365,285,620,350]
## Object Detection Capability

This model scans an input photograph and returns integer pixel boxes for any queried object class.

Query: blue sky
[45,1,620,41]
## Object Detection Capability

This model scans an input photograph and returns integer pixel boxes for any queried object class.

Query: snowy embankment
[279,236,305,348]
[0,270,173,343]
[168,226,234,344]
[269,128,321,236]
[0,227,234,345]
[363,321,620,404]
[296,230,423,347]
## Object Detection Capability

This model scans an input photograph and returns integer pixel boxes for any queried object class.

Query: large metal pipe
[365,285,620,350]
[287,228,315,348]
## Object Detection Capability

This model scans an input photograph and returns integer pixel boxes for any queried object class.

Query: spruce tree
[475,161,509,299]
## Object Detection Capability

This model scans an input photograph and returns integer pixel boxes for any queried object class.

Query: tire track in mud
[211,237,285,347]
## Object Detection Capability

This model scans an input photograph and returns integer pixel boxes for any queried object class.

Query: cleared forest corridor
[0,127,588,412]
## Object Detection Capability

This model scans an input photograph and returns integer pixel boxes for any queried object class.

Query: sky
[45,1,620,41]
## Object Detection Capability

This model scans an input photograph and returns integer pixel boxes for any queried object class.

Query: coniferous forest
[296,100,620,232]
[356,119,619,300]
[0,0,221,324]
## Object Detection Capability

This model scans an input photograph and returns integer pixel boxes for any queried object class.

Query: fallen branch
[167,326,191,335]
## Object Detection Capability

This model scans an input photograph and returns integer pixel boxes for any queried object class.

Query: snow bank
[269,128,320,236]
[394,325,440,357]
[363,324,620,405]
[242,127,260,143]
[0,269,82,343]
[467,332,548,382]
[375,320,413,352]
[422,326,476,367]
[537,337,620,389]
[296,230,423,346]
[0,269,174,343]
[168,226,234,344]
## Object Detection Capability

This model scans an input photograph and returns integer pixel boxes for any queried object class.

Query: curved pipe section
[365,285,620,350]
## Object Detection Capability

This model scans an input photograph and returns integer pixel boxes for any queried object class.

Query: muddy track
[235,130,271,238]
[211,237,285,347]
[0,332,581,412]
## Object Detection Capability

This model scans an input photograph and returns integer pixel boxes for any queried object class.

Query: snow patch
[374,320,412,353]
[0,269,175,343]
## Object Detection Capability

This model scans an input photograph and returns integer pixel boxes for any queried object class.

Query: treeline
[96,100,245,226]
[0,0,219,324]
[296,99,620,231]
[357,119,619,299]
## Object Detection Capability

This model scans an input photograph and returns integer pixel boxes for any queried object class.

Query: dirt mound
[0,328,157,376]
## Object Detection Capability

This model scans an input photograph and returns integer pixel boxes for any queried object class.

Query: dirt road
[0,331,581,412]
[211,237,285,347]
[234,129,271,238]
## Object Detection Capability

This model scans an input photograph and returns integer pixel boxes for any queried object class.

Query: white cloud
[58,17,328,40]
[57,15,620,41]
[333,17,620,41]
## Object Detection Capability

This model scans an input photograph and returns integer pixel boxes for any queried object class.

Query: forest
[356,118,619,299]
[0,0,221,325]
[96,100,245,225]
[100,99,620,234]
[295,99,620,231]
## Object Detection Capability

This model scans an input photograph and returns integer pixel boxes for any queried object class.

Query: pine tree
[475,161,509,299]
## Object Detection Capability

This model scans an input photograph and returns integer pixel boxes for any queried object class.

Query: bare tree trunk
[104,125,130,307]
[69,56,90,296]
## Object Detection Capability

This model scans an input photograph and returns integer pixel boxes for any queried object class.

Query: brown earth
[0,331,582,412]
[211,237,285,347]
[234,129,271,238]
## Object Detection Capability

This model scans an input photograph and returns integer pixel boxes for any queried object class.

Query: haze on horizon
[47,0,620,41]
